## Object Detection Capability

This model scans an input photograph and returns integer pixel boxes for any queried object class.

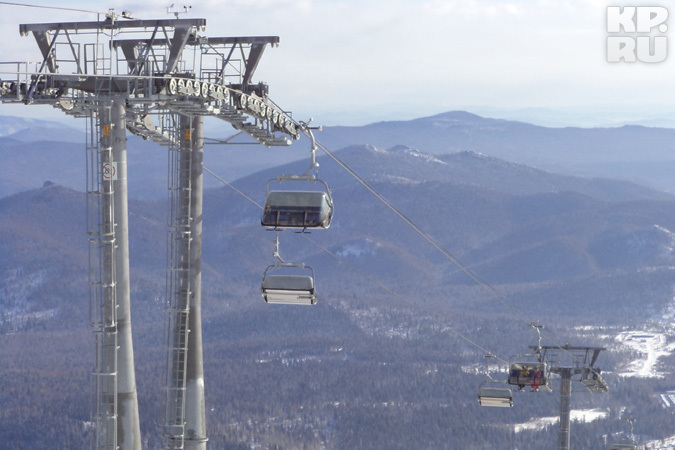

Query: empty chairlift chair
[609,419,639,449]
[581,367,608,394]
[608,438,638,450]
[261,177,334,230]
[477,353,513,407]
[261,264,317,305]
[477,380,513,407]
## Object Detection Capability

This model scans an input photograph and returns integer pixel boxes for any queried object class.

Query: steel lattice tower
[0,11,300,449]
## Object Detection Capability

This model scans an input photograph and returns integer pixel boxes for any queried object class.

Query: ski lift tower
[0,10,301,450]
[535,345,609,450]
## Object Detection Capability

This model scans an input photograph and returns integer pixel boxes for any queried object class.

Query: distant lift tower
[0,11,300,449]
[534,345,609,450]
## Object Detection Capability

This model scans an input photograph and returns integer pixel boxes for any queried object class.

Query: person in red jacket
[531,368,543,392]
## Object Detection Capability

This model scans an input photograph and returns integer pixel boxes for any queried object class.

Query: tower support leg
[558,368,572,450]
[182,115,207,449]
[111,98,142,450]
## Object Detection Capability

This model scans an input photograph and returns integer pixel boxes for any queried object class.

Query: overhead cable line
[203,166,509,365]
[204,167,262,208]
[309,136,600,372]
[208,124,598,374]
[0,1,103,14]
[313,139,533,326]
[299,235,504,363]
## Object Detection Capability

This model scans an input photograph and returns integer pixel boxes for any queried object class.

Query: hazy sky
[0,0,673,126]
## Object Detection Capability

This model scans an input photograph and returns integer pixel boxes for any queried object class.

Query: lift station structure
[0,10,302,449]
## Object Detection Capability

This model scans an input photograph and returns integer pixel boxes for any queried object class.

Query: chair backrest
[262,190,333,229]
[478,381,513,407]
[261,273,317,305]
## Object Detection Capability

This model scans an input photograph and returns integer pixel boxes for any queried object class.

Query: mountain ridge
[3,136,675,447]
[4,110,675,199]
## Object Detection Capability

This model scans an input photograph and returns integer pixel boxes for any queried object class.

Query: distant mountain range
[0,115,309,199]
[4,118,675,447]
[3,111,675,200]
[3,141,675,329]
[316,111,675,193]
[221,145,675,321]
[0,115,82,139]
[4,109,675,325]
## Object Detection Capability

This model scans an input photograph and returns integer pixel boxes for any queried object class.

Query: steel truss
[531,345,609,450]
[1,11,301,450]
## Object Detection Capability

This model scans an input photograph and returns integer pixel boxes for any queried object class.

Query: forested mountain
[316,111,675,193]
[2,119,675,448]
[5,110,675,199]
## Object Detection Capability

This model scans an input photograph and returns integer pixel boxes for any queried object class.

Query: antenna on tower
[167,4,192,18]
[104,8,134,21]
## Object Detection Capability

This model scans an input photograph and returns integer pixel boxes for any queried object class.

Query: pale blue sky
[0,0,673,126]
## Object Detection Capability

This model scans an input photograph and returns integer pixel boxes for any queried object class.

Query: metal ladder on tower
[164,113,193,449]
[86,102,119,450]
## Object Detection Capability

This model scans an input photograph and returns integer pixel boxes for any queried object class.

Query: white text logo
[607,6,668,63]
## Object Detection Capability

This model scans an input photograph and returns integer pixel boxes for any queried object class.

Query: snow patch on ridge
[514,409,608,433]
[615,330,675,378]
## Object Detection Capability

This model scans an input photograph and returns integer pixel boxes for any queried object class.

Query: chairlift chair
[261,177,334,230]
[477,354,513,407]
[609,418,639,449]
[507,354,550,391]
[477,380,513,407]
[261,120,333,230]
[261,263,317,305]
[608,438,638,450]
[581,367,608,394]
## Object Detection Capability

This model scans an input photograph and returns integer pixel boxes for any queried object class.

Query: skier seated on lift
[531,368,543,392]
[518,366,531,390]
